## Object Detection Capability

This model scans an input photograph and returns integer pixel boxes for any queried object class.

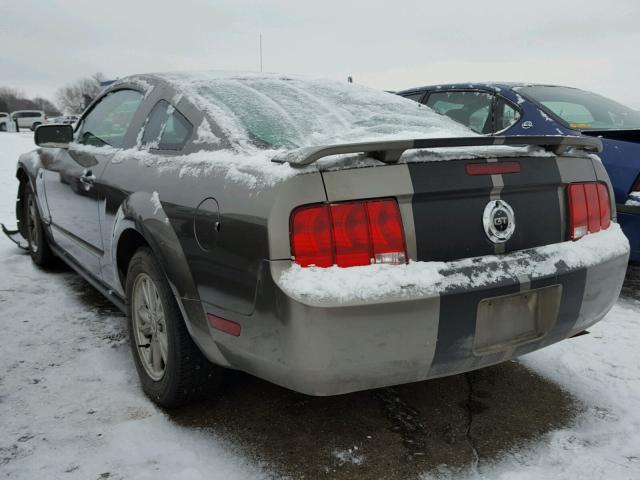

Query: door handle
[80,170,96,191]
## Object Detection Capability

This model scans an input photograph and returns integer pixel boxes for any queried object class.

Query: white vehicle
[11,110,46,131]
[46,115,79,125]
[0,112,11,131]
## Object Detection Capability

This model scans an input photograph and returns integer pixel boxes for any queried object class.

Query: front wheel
[31,122,41,131]
[126,247,223,408]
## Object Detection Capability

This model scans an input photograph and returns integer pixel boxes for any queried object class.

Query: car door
[42,89,144,278]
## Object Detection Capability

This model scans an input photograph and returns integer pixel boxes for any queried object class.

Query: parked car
[5,72,629,408]
[11,110,46,131]
[397,83,640,262]
[0,112,10,131]
[46,115,80,125]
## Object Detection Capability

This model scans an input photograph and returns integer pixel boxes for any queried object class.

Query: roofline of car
[395,84,585,95]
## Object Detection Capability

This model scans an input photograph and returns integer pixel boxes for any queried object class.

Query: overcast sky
[2,0,640,107]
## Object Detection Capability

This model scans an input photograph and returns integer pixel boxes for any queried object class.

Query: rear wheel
[126,247,222,408]
[30,122,41,131]
[0,123,6,132]
[24,184,56,267]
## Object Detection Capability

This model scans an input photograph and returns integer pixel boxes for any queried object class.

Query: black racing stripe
[408,159,493,193]
[428,266,587,377]
[501,188,563,251]
[408,161,494,262]
[428,280,521,376]
[413,194,496,261]
[501,156,564,250]
[512,267,587,357]
[408,157,566,261]
[501,156,561,187]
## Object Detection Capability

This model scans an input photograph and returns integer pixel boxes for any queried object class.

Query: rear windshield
[518,86,640,131]
[161,73,473,149]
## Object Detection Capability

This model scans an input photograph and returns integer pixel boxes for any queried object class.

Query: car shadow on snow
[622,263,640,301]
[169,363,580,480]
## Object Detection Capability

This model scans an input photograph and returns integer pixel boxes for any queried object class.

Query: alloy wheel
[131,273,169,381]
[27,195,39,253]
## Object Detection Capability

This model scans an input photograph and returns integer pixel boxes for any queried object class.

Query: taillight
[290,198,407,268]
[596,183,611,230]
[567,182,611,240]
[331,202,371,267]
[367,199,407,264]
[289,204,333,267]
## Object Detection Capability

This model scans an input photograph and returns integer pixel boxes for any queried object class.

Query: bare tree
[55,72,107,114]
[0,87,61,115]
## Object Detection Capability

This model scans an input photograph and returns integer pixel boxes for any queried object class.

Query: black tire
[0,123,6,132]
[23,184,56,267]
[125,247,223,408]
[31,122,41,132]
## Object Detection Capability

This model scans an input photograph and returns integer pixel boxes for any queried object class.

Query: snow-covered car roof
[142,71,477,151]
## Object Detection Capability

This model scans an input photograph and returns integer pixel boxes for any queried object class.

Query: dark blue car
[397,83,640,262]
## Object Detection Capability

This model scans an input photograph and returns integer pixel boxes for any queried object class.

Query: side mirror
[35,124,74,148]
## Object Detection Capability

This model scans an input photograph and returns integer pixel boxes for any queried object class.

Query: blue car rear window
[519,86,640,131]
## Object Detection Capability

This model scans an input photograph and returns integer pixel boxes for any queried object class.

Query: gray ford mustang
[5,72,630,407]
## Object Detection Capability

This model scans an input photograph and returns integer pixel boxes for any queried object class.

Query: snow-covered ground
[0,134,269,479]
[0,132,639,479]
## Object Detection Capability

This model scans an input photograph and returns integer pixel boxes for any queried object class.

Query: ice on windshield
[158,72,475,150]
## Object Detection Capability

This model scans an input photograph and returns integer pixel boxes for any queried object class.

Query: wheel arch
[15,167,29,236]
[110,196,198,300]
[15,164,40,238]
[115,227,149,291]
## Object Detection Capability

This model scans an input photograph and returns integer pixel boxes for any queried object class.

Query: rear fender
[111,191,230,366]
[111,191,199,300]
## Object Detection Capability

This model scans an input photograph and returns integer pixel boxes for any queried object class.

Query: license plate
[474,285,562,355]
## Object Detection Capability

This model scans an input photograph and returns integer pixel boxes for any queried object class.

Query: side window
[495,97,522,132]
[425,91,494,133]
[141,100,193,151]
[77,89,143,148]
[402,92,425,103]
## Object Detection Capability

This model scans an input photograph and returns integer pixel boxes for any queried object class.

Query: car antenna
[259,33,263,72]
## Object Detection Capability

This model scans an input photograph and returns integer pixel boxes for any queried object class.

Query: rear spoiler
[272,135,602,167]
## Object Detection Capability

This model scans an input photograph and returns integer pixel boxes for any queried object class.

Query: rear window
[518,86,640,130]
[160,73,474,150]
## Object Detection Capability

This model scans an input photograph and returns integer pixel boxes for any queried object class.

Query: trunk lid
[275,136,604,263]
[321,154,603,262]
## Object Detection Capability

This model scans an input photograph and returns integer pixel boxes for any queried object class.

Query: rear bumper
[618,204,640,262]
[201,226,629,396]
